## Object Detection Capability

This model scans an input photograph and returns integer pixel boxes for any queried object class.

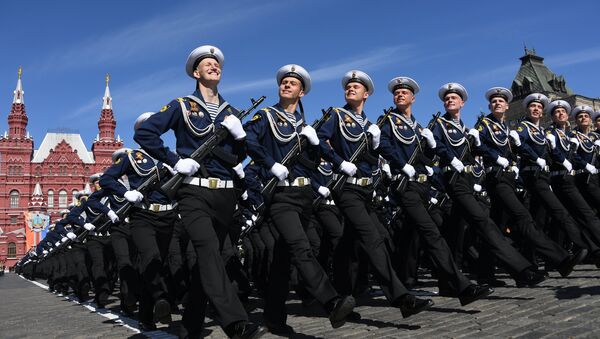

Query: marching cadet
[133,45,263,339]
[244,64,355,335]
[476,87,586,276]
[545,100,600,253]
[593,112,600,139]
[431,83,545,286]
[570,106,600,209]
[378,76,493,305]
[317,70,434,317]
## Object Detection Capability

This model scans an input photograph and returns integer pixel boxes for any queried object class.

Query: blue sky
[1,0,599,150]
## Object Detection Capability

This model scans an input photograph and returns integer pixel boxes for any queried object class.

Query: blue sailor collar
[388,110,419,145]
[481,113,508,146]
[127,149,159,178]
[550,125,571,151]
[334,105,369,143]
[438,112,467,146]
[573,128,595,153]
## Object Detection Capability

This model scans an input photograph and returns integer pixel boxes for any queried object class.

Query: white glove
[55,241,60,247]
[450,157,464,172]
[511,166,520,179]
[318,186,331,198]
[67,232,76,240]
[381,163,392,179]
[339,160,357,176]
[425,166,434,176]
[84,223,95,231]
[509,130,521,147]
[221,115,246,140]
[124,190,144,203]
[496,156,509,168]
[429,197,438,205]
[421,128,436,148]
[536,158,547,169]
[162,163,177,175]
[232,163,245,179]
[48,248,53,253]
[562,159,573,172]
[367,124,381,149]
[595,140,600,147]
[473,184,482,192]
[467,129,481,146]
[61,237,68,243]
[241,190,248,200]
[569,137,580,151]
[107,210,119,223]
[402,164,416,177]
[174,158,200,176]
[586,163,599,174]
[546,134,556,149]
[43,250,48,255]
[270,162,289,181]
[300,125,319,146]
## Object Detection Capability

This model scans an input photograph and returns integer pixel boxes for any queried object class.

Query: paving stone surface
[3,266,600,338]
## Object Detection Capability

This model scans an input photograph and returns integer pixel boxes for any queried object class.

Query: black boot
[458,284,494,306]
[393,294,434,318]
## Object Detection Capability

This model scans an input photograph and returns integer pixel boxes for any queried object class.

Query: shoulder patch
[160,104,170,112]
[251,113,262,121]
[115,158,122,164]
[517,127,523,132]
[477,125,483,131]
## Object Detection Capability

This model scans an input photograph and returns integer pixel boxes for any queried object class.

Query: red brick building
[0,69,122,267]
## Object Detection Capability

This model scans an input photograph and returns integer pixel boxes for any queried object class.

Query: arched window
[9,190,19,208]
[58,190,68,208]
[7,242,17,258]
[35,166,42,177]
[72,189,79,204]
[47,190,54,208]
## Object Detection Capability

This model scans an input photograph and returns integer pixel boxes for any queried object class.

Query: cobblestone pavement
[3,266,600,338]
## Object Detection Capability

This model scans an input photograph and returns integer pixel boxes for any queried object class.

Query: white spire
[33,182,42,196]
[13,66,24,104]
[102,73,112,110]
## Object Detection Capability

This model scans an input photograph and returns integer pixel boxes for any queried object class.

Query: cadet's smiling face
[279,77,305,100]
[393,88,415,110]
[576,112,591,129]
[552,107,569,125]
[345,82,369,103]
[488,97,509,116]
[443,93,464,113]
[526,102,544,121]
[194,58,221,83]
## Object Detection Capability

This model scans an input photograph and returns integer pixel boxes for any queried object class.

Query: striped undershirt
[205,102,219,121]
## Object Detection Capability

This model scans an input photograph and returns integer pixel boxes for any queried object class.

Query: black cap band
[392,83,415,94]
[281,72,305,89]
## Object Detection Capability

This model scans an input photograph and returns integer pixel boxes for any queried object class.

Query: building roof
[32,132,95,164]
[510,48,573,100]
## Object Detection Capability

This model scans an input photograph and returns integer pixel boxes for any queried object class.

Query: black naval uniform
[245,104,347,329]
[134,90,249,337]
[572,128,600,211]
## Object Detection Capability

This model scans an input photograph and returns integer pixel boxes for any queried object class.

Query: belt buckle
[417,174,427,183]
[360,178,369,186]
[297,177,305,186]
[464,165,473,174]
[152,204,160,212]
[208,177,219,189]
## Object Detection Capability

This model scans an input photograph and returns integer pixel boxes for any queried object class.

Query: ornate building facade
[0,69,122,268]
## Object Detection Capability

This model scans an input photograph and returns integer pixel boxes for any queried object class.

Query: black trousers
[264,186,338,326]
[177,185,248,333]
[522,172,596,252]
[486,173,569,266]
[314,204,344,278]
[167,218,190,304]
[86,235,113,297]
[446,174,532,276]
[576,174,600,215]
[335,184,409,303]
[395,181,472,294]
[110,222,140,303]
[551,175,600,249]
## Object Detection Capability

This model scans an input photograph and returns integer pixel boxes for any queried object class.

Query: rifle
[562,136,578,180]
[329,107,393,196]
[161,96,266,200]
[586,143,599,184]
[394,111,441,193]
[448,114,485,186]
[260,107,333,203]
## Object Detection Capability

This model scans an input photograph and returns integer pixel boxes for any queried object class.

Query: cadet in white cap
[379,77,493,302]
[245,65,355,334]
[134,44,261,338]
[570,105,600,210]
[477,88,585,280]
[433,83,545,287]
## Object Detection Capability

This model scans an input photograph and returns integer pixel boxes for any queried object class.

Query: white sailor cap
[438,82,468,101]
[388,77,420,95]
[546,100,571,115]
[522,93,549,109]
[134,112,156,131]
[485,87,513,102]
[276,64,311,94]
[342,70,374,95]
[89,172,103,183]
[74,190,89,199]
[571,105,594,118]
[185,45,224,78]
[112,147,132,163]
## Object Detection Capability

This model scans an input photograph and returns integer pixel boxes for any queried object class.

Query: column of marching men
[14,44,600,339]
